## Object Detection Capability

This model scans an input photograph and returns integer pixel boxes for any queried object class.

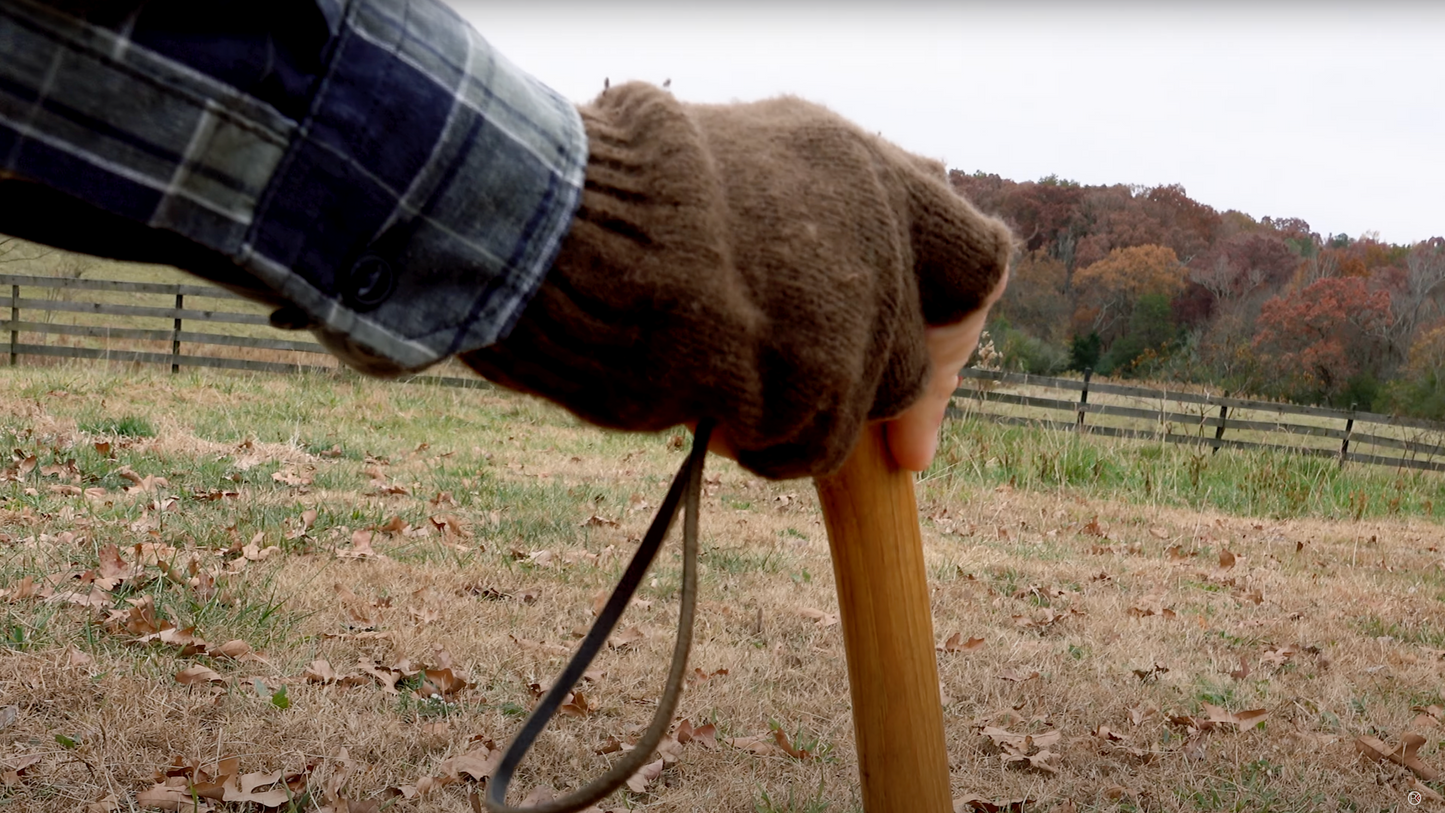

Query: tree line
[953,172,1445,418]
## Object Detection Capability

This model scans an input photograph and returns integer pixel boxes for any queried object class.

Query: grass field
[1,363,1443,813]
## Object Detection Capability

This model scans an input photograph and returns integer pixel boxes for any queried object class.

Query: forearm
[0,0,586,374]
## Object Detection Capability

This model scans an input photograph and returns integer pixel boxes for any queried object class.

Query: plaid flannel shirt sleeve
[0,0,587,372]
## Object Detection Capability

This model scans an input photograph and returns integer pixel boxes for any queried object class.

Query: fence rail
[953,368,1445,473]
[2,273,489,388]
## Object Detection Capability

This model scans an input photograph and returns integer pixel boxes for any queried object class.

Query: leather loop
[481,419,712,813]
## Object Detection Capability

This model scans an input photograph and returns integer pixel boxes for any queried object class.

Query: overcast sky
[457,2,1443,246]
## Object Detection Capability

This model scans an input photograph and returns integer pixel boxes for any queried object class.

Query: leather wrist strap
[480,420,713,813]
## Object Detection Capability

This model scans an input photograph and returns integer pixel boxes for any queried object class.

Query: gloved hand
[463,82,1014,480]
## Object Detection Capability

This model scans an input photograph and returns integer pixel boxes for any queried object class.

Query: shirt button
[343,254,396,311]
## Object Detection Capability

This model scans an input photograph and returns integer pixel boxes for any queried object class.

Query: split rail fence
[2,272,486,388]
[953,368,1445,473]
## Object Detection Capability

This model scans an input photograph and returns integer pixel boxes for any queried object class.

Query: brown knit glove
[463,82,1013,480]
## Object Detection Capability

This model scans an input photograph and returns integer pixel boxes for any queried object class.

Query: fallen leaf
[335,530,386,560]
[773,728,814,760]
[1132,662,1169,682]
[1229,656,1251,680]
[1412,780,1445,803]
[607,626,645,650]
[136,780,210,811]
[417,668,470,701]
[436,742,499,782]
[1004,746,1060,773]
[1128,704,1156,726]
[175,666,225,686]
[724,733,777,755]
[558,692,590,718]
[624,758,664,793]
[676,719,717,748]
[937,633,986,653]
[1355,733,1440,780]
[797,607,839,628]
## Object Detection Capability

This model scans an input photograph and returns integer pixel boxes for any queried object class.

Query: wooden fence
[953,368,1445,473]
[2,273,487,388]
[8,271,1445,472]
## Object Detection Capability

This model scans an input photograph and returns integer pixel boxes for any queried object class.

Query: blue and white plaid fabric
[0,0,587,371]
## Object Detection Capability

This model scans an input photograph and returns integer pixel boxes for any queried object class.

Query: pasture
[0,364,1442,812]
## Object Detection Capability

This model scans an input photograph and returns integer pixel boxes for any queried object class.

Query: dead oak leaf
[558,692,590,718]
[686,667,728,685]
[624,758,664,794]
[1411,704,1444,730]
[937,633,986,653]
[138,626,208,657]
[772,727,815,761]
[436,742,499,782]
[97,544,134,581]
[175,665,226,686]
[797,607,838,628]
[417,668,470,701]
[723,733,777,755]
[676,718,717,748]
[335,530,387,560]
[1412,780,1445,803]
[136,779,212,811]
[607,626,645,650]
[1354,733,1440,781]
[221,771,291,807]
[1128,704,1157,726]
[1004,747,1060,774]
[1171,704,1268,732]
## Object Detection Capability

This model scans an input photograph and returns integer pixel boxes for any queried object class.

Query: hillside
[951,172,1445,417]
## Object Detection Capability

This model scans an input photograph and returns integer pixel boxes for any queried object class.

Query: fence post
[8,283,17,366]
[1212,392,1229,455]
[1075,368,1092,432]
[171,292,183,374]
[1339,403,1356,468]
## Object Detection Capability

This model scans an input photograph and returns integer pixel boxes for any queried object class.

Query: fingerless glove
[463,82,1013,479]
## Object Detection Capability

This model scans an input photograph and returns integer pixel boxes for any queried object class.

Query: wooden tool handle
[814,422,951,812]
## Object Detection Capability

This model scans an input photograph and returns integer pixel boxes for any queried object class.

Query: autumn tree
[1379,238,1445,363]
[1189,233,1297,304]
[1099,293,1179,377]
[1071,244,1185,344]
[1382,318,1445,419]
[996,248,1070,343]
[1252,276,1393,403]
[1140,184,1221,262]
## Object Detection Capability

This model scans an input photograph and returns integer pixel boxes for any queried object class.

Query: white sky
[456,2,1444,246]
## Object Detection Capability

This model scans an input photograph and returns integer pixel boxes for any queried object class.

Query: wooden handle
[814,422,951,812]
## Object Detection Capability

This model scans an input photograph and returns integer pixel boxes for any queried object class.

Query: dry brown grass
[0,365,1442,812]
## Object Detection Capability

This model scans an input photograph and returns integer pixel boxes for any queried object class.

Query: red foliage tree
[1253,277,1393,400]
